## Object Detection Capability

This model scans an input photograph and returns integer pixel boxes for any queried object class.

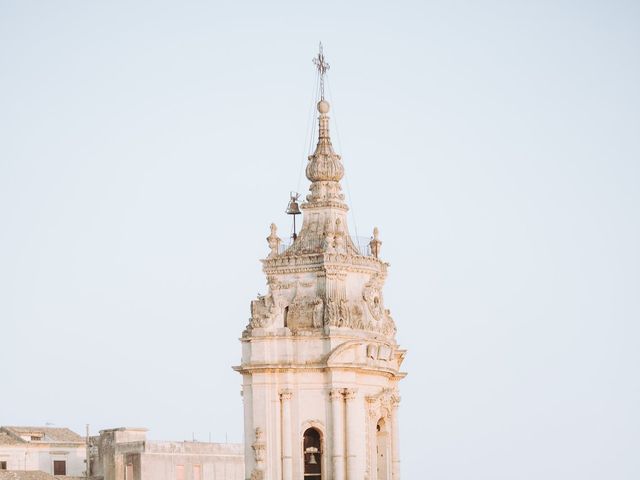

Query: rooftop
[0,427,84,445]
[0,472,55,480]
[0,474,98,480]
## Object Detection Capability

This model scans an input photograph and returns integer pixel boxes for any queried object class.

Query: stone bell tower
[234,46,406,480]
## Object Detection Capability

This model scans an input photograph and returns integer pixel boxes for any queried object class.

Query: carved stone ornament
[362,275,385,321]
[324,298,364,329]
[280,389,293,400]
[381,310,397,337]
[329,388,343,400]
[361,274,397,337]
[250,468,264,480]
[286,297,324,330]
[252,427,265,464]
[366,388,400,420]
[343,388,357,400]
[366,343,392,361]
[268,277,294,290]
[248,294,277,330]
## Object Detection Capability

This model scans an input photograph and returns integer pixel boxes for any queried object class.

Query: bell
[286,199,301,215]
[286,192,302,241]
[308,453,317,465]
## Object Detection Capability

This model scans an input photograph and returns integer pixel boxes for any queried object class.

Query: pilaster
[280,389,293,480]
[344,388,358,480]
[391,397,401,480]
[330,388,345,480]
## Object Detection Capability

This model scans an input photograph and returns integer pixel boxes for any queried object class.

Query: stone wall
[90,428,243,480]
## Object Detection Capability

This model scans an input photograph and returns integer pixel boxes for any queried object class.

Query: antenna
[286,192,302,240]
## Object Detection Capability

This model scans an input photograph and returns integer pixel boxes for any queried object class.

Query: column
[280,389,293,480]
[344,388,358,480]
[330,389,345,480]
[390,397,401,480]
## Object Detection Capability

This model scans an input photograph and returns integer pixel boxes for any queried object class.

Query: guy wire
[296,72,321,195]
[326,74,360,242]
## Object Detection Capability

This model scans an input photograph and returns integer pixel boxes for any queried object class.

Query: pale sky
[1,1,639,479]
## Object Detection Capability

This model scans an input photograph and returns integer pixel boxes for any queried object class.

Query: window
[193,465,201,480]
[0,461,7,470]
[30,435,42,441]
[303,428,322,480]
[175,465,184,480]
[53,460,66,475]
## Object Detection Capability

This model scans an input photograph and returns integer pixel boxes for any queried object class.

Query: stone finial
[369,226,382,259]
[305,100,344,184]
[318,100,330,114]
[267,223,281,257]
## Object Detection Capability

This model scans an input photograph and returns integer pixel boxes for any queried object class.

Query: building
[0,472,78,480]
[235,47,407,480]
[88,428,243,480]
[0,426,86,476]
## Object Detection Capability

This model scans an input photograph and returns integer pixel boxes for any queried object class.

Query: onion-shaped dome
[305,101,344,183]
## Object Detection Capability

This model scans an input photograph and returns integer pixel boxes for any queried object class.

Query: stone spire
[284,99,356,256]
[304,100,346,208]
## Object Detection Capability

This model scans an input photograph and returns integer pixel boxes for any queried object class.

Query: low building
[89,428,243,480]
[0,426,86,476]
[0,471,91,480]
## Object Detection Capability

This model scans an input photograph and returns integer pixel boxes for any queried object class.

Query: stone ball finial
[317,100,330,114]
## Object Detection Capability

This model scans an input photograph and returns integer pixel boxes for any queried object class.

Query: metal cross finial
[313,42,330,100]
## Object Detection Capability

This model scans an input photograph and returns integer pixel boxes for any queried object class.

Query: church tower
[235,46,406,480]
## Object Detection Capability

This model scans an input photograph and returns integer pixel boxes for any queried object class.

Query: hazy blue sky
[1,1,639,478]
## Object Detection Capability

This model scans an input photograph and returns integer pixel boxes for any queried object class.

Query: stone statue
[267,223,281,257]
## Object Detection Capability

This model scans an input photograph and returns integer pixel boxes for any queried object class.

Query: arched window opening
[303,427,322,480]
[376,418,390,480]
[283,306,289,328]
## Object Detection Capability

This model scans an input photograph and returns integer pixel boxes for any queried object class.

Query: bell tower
[235,46,407,480]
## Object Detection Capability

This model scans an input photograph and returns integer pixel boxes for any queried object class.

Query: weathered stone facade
[235,85,407,479]
[89,428,243,480]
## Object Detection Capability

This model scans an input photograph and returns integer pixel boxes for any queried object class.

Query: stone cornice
[233,363,407,379]
[300,200,348,211]
[261,252,388,275]
[239,330,398,344]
